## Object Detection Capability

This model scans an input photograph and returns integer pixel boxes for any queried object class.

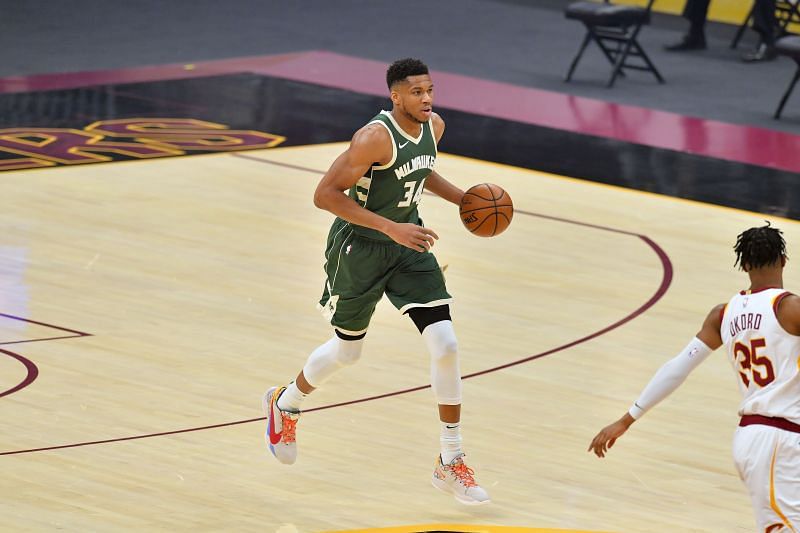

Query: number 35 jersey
[347,110,437,242]
[721,287,800,424]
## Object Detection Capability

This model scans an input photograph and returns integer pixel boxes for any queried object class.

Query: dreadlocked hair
[734,221,787,271]
[386,58,429,89]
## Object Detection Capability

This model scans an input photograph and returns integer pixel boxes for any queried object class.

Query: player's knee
[428,332,458,367]
[335,338,364,366]
[431,338,458,364]
[421,320,459,364]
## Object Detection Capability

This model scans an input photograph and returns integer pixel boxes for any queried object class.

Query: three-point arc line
[0,153,672,455]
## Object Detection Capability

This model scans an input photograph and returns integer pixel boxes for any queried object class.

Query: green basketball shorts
[317,220,452,335]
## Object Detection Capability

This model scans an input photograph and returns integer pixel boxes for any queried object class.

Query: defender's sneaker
[431,453,490,505]
[263,386,300,464]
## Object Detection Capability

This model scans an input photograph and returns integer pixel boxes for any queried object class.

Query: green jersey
[345,110,438,242]
[318,110,450,333]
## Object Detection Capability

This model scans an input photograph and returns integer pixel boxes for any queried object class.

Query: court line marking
[0,314,92,399]
[0,153,671,456]
[0,312,91,336]
[0,349,39,400]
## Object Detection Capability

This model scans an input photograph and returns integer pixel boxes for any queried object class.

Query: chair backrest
[777,0,800,32]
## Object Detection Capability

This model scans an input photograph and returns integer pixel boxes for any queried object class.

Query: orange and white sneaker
[262,386,300,465]
[431,453,490,505]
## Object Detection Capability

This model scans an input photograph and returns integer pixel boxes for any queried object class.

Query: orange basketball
[459,183,513,237]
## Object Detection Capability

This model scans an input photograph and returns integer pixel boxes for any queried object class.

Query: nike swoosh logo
[399,141,409,149]
[268,394,283,445]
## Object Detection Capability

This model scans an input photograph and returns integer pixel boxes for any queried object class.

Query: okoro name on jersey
[728,312,763,337]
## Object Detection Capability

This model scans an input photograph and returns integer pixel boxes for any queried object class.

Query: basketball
[459,183,513,237]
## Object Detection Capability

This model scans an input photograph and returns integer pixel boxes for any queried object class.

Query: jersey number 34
[397,178,426,208]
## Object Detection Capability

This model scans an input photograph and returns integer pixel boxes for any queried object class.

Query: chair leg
[607,36,635,87]
[593,34,628,76]
[775,66,800,119]
[730,6,754,49]
[565,31,592,82]
[634,41,665,83]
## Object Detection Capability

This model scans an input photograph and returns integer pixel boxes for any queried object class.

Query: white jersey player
[589,223,800,532]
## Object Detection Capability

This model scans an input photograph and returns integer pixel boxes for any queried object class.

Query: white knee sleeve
[302,335,364,388]
[422,320,462,405]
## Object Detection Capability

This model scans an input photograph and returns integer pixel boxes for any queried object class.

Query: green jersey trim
[379,111,438,158]
[398,298,455,315]
[381,110,425,145]
[367,118,397,171]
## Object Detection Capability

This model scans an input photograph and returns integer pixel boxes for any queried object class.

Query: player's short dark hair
[734,222,787,270]
[386,58,429,89]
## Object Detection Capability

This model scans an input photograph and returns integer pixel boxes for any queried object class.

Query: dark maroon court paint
[0,349,38,399]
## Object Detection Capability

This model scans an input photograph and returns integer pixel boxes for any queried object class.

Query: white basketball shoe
[263,386,300,465]
[431,453,490,505]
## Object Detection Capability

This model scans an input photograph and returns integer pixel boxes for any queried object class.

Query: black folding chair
[774,35,800,118]
[731,0,800,49]
[564,0,664,88]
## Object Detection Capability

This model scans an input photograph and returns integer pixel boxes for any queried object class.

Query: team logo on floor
[0,118,285,171]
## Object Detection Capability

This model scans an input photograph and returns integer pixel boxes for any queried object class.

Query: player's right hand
[387,223,439,252]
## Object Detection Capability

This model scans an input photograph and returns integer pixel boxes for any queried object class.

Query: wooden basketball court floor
[2,143,797,532]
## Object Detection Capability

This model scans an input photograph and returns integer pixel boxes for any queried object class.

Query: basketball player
[589,223,800,531]
[262,58,489,505]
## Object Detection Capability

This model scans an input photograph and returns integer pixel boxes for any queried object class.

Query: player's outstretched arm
[313,124,438,253]
[588,304,725,458]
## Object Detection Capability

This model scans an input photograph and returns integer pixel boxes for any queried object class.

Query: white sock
[440,421,463,464]
[276,382,306,413]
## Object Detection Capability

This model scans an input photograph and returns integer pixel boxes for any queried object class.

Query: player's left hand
[386,222,439,252]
